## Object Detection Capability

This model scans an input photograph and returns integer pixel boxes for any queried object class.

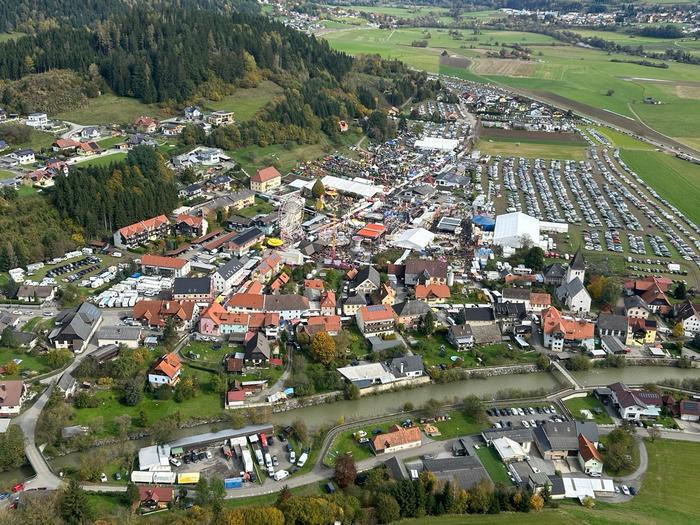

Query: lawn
[229,140,338,176]
[204,80,284,121]
[0,347,57,378]
[474,445,512,485]
[589,126,654,150]
[21,316,42,332]
[72,152,127,168]
[96,135,126,149]
[563,395,613,424]
[54,94,174,124]
[16,185,38,198]
[324,420,401,466]
[236,197,276,218]
[620,149,700,226]
[431,411,488,440]
[0,170,15,180]
[14,128,55,152]
[475,139,587,161]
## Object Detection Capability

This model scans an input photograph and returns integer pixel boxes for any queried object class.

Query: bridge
[550,360,583,390]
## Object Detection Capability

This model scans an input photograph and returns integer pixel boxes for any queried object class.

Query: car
[100,473,108,483]
[358,437,369,445]
[493,423,502,429]
[274,470,289,481]
[629,486,637,496]
[521,420,529,428]
[11,484,23,493]
[290,451,296,463]
[268,436,274,445]
[205,451,213,459]
[614,486,620,494]
[114,473,122,481]
[530,419,536,427]
[0,492,11,500]
[268,467,275,478]
[184,502,194,509]
[272,455,279,466]
[198,452,207,461]
[278,434,287,442]
[588,471,601,478]
[486,409,493,417]
[549,405,557,413]
[286,443,293,453]
[621,485,630,496]
[12,310,21,315]
[506,420,512,427]
[170,458,182,467]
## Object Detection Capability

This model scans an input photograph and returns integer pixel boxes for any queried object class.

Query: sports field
[620,149,700,226]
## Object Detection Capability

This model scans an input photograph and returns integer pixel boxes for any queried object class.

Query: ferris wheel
[278,195,304,242]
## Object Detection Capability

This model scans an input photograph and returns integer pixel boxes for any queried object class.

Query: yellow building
[626,318,657,346]
[250,166,282,192]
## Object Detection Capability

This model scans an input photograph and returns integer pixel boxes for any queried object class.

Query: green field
[323,27,700,146]
[336,4,451,19]
[55,94,174,124]
[0,170,15,180]
[0,347,59,378]
[73,152,128,168]
[474,445,512,485]
[476,139,588,160]
[563,394,613,424]
[620,149,700,226]
[204,80,284,121]
[96,135,126,149]
[0,32,26,42]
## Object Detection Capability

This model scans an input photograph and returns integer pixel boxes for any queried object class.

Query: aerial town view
[2,0,700,524]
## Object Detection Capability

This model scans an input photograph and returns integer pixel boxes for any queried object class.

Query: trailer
[177,472,200,485]
[242,449,254,473]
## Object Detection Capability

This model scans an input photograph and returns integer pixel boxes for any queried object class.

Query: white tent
[390,228,435,251]
[414,136,460,152]
[493,212,542,250]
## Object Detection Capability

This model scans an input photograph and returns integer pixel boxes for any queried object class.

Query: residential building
[175,214,208,238]
[138,487,174,511]
[542,306,594,351]
[263,294,310,321]
[132,300,198,329]
[252,253,283,283]
[676,301,700,336]
[113,215,170,249]
[16,285,55,303]
[492,436,529,463]
[141,254,191,278]
[228,227,264,257]
[447,324,474,349]
[184,106,202,120]
[625,317,657,346]
[494,302,527,333]
[96,326,142,349]
[0,380,27,416]
[199,303,249,337]
[56,373,77,399]
[578,434,603,475]
[10,148,35,164]
[250,166,282,192]
[49,302,103,352]
[596,313,628,340]
[226,389,246,408]
[624,295,651,320]
[244,332,271,366]
[371,424,422,455]
[460,307,496,326]
[304,315,341,337]
[351,266,381,295]
[26,112,48,128]
[134,116,158,134]
[626,276,672,315]
[172,277,213,302]
[212,257,250,295]
[342,294,366,316]
[356,304,395,337]
[248,312,280,339]
[148,353,181,387]
[52,138,80,152]
[502,287,531,309]
[392,300,431,330]
[415,283,450,305]
[373,283,396,306]
[320,290,336,316]
[609,382,661,420]
[533,421,599,460]
[303,279,324,300]
[207,110,235,126]
[543,263,566,286]
[388,356,424,379]
[405,258,448,285]
[529,292,551,313]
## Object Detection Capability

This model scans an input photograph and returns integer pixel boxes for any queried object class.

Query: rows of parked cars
[45,256,100,279]
[487,405,565,429]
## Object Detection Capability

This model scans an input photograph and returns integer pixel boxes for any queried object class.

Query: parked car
[100,473,108,483]
[629,486,637,496]
[621,485,630,496]
[11,484,23,493]
[290,451,296,463]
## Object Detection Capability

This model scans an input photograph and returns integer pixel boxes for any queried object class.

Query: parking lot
[485,402,568,430]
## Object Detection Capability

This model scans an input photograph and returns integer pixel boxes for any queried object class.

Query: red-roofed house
[148,353,181,387]
[252,253,283,283]
[225,389,246,408]
[113,215,170,249]
[250,166,282,192]
[415,283,450,305]
[52,138,80,152]
[529,292,551,313]
[577,434,603,475]
[304,315,341,337]
[199,302,249,337]
[542,306,595,352]
[304,279,325,300]
[138,486,174,511]
[371,424,422,454]
[320,290,336,316]
[248,312,280,339]
[132,300,198,330]
[141,254,191,278]
[270,272,290,293]
[356,304,395,337]
[226,293,265,313]
[134,116,158,133]
[176,214,208,237]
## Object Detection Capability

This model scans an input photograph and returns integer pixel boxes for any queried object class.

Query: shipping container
[223,477,243,489]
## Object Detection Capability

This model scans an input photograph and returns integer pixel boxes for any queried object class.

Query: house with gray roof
[533,421,599,460]
[49,302,103,353]
[597,313,627,340]
[352,266,381,295]
[392,300,431,330]
[422,456,490,490]
[556,277,591,314]
[543,263,566,286]
[388,355,424,379]
[56,373,77,398]
[96,325,143,349]
[244,332,272,366]
[212,256,249,294]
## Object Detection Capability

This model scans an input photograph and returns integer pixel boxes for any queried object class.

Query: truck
[259,432,268,449]
[297,452,308,468]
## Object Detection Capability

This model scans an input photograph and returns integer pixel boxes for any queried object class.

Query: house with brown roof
[415,283,450,305]
[371,424,422,454]
[405,259,448,286]
[175,214,208,238]
[148,352,181,387]
[113,215,170,249]
[320,290,336,316]
[132,300,198,330]
[625,317,657,347]
[304,315,341,337]
[199,302,249,338]
[250,166,282,192]
[137,486,174,511]
[609,382,661,420]
[303,279,325,300]
[0,380,27,416]
[578,434,603,475]
[16,285,55,303]
[529,292,551,313]
[134,116,158,134]
[140,254,191,278]
[626,276,672,315]
[52,138,80,152]
[252,253,283,283]
[541,306,595,352]
[675,300,700,336]
[270,272,290,293]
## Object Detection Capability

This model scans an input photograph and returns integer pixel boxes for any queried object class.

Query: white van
[297,452,308,468]
[274,470,289,481]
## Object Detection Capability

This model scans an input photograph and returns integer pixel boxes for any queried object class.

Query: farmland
[72,152,128,168]
[322,27,700,148]
[476,139,588,161]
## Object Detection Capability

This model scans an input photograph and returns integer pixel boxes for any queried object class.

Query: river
[5,366,700,482]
